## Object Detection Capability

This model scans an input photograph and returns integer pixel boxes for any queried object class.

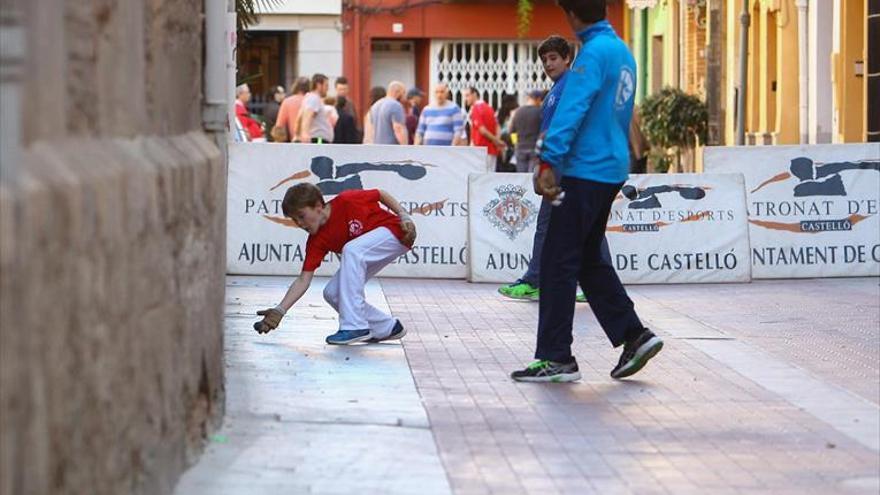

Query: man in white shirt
[298,73,334,144]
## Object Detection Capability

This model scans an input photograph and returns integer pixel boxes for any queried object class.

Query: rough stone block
[0,133,225,495]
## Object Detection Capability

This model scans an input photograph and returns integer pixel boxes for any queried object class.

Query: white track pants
[322,227,408,338]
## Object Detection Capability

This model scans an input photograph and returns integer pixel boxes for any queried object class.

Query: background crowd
[234,72,648,174]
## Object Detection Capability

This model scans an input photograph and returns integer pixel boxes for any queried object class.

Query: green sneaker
[576,292,587,303]
[511,358,581,382]
[498,280,539,300]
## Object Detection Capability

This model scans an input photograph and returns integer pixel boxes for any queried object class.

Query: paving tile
[174,277,451,495]
[176,276,878,495]
[381,278,880,495]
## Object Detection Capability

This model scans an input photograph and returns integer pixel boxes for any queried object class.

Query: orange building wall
[343,0,625,119]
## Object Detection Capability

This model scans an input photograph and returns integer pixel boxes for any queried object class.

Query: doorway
[371,40,416,91]
[237,31,294,117]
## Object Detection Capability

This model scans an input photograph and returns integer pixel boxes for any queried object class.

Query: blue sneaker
[368,320,406,343]
[325,329,372,345]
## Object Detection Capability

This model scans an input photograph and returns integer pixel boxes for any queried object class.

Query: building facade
[341,0,624,115]
[245,0,874,145]
[243,0,625,121]
[627,0,875,146]
[246,0,344,100]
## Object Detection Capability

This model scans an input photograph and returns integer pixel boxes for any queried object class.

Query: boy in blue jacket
[497,35,587,303]
[511,0,663,382]
[498,35,614,303]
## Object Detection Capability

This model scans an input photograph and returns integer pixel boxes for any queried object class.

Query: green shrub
[640,87,708,172]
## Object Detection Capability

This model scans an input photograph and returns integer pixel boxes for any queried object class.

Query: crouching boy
[254,183,416,344]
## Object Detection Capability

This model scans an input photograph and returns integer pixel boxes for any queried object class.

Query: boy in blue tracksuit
[499,35,614,303]
[498,36,592,303]
[511,0,663,382]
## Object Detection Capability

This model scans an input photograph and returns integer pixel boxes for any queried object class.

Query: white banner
[468,173,542,283]
[606,173,752,284]
[704,144,880,278]
[228,143,486,277]
[467,173,752,284]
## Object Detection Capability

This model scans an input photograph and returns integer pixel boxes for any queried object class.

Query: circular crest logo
[615,67,635,109]
[482,185,538,240]
[348,219,364,237]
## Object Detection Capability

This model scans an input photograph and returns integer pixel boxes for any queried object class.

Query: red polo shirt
[470,100,499,156]
[302,189,406,272]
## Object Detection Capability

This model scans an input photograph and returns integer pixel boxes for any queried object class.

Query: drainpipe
[795,0,809,144]
[639,8,648,102]
[0,5,24,184]
[228,5,237,127]
[679,1,686,88]
[736,0,750,145]
[203,0,230,147]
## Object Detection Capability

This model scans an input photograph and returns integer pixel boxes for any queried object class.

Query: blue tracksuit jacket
[539,20,636,184]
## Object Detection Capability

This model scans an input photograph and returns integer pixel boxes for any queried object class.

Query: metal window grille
[430,40,556,110]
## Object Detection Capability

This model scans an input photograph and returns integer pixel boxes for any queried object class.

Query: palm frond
[236,0,283,32]
[236,71,264,86]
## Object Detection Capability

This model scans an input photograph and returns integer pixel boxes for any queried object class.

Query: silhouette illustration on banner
[270,156,430,194]
[262,156,445,228]
[620,184,707,209]
[751,157,880,197]
[606,182,715,234]
[748,157,879,233]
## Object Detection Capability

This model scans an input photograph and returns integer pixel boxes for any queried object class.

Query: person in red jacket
[253,183,417,345]
[234,83,265,141]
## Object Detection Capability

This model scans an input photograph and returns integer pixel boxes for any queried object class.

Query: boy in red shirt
[253,183,417,344]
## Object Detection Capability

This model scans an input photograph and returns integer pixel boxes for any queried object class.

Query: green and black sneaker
[511,359,581,383]
[610,329,664,379]
[498,280,539,300]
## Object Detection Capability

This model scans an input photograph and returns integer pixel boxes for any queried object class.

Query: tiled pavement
[628,279,880,404]
[174,277,451,495]
[381,277,879,495]
[175,276,880,495]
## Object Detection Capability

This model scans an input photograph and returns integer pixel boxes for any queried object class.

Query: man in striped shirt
[414,83,466,146]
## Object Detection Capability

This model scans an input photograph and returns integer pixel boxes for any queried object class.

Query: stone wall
[0,1,226,494]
